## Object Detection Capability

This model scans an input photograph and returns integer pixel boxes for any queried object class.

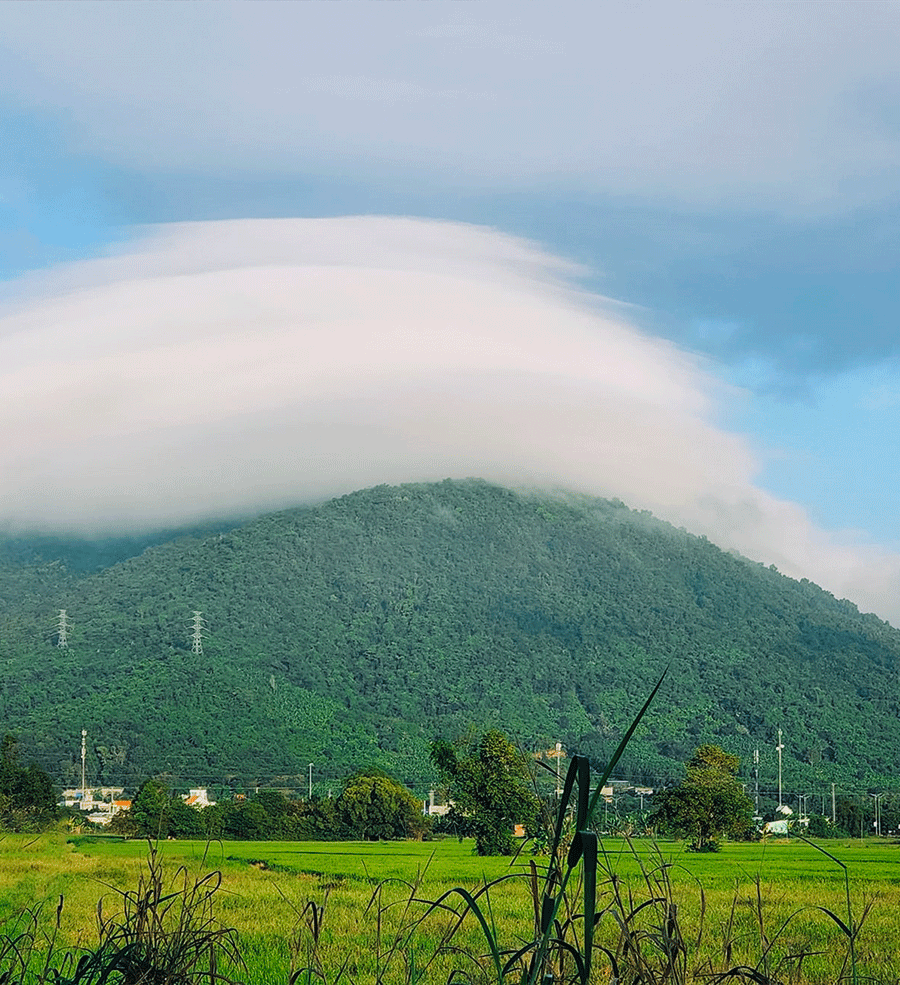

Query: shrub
[336,771,427,840]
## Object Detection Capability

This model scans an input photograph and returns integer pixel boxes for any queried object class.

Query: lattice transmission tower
[190,611,206,655]
[57,609,70,648]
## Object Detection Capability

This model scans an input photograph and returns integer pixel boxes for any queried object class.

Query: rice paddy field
[3,832,900,983]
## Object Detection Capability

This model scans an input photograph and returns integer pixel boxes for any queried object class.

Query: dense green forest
[1,479,898,796]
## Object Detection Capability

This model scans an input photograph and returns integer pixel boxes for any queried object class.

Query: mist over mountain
[1,480,897,796]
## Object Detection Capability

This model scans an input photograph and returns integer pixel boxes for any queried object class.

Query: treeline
[110,772,429,842]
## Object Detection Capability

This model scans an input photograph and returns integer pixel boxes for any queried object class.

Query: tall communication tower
[753,747,759,815]
[776,729,785,809]
[190,611,206,655]
[57,609,69,648]
[80,728,87,802]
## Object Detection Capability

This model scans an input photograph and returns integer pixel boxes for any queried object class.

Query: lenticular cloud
[1,216,899,621]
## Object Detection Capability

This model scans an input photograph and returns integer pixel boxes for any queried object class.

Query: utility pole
[872,793,883,837]
[832,783,837,828]
[555,742,562,798]
[57,609,69,648]
[308,763,313,800]
[80,729,87,806]
[190,611,205,655]
[776,729,784,809]
[753,747,759,815]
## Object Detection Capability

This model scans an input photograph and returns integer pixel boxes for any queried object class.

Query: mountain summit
[1,480,896,793]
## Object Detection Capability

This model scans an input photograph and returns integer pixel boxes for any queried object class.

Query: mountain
[1,479,898,797]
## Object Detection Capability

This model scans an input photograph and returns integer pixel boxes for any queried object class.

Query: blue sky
[2,1,900,619]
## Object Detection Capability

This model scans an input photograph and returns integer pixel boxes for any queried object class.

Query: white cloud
[2,216,899,622]
[1,2,899,209]
[303,77,483,104]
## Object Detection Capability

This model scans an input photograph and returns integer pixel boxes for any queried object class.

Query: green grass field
[3,833,900,983]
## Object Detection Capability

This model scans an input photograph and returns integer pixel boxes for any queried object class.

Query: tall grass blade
[549,757,580,878]
[586,668,668,825]
[580,831,598,984]
[425,888,503,983]
[793,833,857,985]
[525,670,667,985]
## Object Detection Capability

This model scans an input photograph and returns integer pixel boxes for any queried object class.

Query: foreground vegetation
[3,832,900,983]
[4,686,897,982]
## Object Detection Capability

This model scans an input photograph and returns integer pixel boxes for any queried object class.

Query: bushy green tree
[431,729,538,855]
[113,778,207,838]
[222,801,270,840]
[0,734,57,831]
[651,744,752,851]
[806,813,838,838]
[129,778,172,837]
[294,796,342,840]
[336,771,426,841]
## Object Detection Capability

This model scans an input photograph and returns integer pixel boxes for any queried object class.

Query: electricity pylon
[57,609,69,648]
[190,611,206,655]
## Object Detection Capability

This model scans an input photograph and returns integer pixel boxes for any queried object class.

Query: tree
[113,779,211,838]
[834,793,867,838]
[294,796,341,840]
[222,801,271,840]
[651,744,753,851]
[336,771,426,841]
[167,796,207,838]
[431,729,539,856]
[129,778,173,837]
[806,813,838,838]
[0,734,57,831]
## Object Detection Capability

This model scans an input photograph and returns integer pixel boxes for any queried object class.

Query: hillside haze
[1,480,898,795]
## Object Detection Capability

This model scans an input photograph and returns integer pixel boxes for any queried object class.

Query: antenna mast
[81,728,87,803]
[57,609,69,648]
[753,747,759,815]
[190,611,206,655]
[776,729,784,809]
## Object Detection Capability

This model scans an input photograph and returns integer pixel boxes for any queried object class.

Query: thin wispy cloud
[2,217,899,622]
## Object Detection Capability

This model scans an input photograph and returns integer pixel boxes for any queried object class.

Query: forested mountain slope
[1,480,898,794]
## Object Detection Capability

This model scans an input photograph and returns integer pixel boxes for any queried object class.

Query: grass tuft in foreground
[0,675,888,983]
[0,843,242,985]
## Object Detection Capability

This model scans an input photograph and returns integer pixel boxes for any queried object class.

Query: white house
[182,788,215,808]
